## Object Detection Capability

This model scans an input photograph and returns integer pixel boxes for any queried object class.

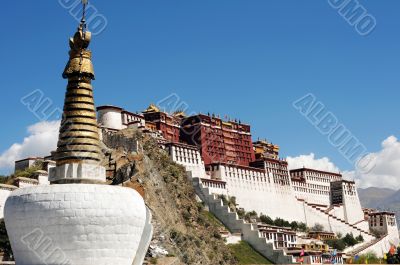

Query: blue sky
[1,0,400,176]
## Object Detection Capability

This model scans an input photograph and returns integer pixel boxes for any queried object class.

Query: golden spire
[54,2,103,170]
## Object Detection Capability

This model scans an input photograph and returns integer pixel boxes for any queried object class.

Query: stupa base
[49,163,106,184]
[4,184,150,265]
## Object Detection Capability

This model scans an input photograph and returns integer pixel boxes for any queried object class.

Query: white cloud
[287,153,340,173]
[0,120,60,174]
[287,136,400,189]
[349,135,400,189]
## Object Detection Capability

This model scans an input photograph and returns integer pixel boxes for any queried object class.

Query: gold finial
[81,0,88,26]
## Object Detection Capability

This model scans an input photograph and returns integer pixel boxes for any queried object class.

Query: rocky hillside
[102,129,238,265]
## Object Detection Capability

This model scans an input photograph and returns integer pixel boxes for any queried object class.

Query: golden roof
[144,104,160,113]
[173,110,187,118]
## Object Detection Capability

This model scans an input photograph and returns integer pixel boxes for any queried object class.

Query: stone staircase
[324,204,344,214]
[299,199,374,238]
[324,205,335,214]
[352,219,367,227]
[192,177,294,264]
[347,234,388,256]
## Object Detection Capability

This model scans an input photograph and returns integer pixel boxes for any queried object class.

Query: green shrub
[352,252,381,264]
[237,209,245,219]
[0,220,12,259]
[325,233,364,251]
[326,239,346,251]
[343,233,358,247]
[228,241,272,264]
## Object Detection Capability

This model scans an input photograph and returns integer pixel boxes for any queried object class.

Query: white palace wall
[342,184,365,225]
[167,143,206,180]
[98,107,124,130]
[292,180,330,208]
[291,169,342,208]
[200,178,228,196]
[208,164,305,222]
[329,205,345,221]
[97,106,146,131]
[300,201,331,231]
[0,185,17,219]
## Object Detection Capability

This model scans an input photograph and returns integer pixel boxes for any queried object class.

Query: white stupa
[4,3,152,265]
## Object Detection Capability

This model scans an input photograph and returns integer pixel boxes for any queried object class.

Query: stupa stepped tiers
[3,5,152,265]
[51,24,105,184]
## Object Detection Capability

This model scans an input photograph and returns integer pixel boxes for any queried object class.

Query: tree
[244,211,258,223]
[218,195,229,206]
[228,196,237,211]
[0,176,9,184]
[326,239,346,251]
[290,221,299,231]
[310,223,324,232]
[343,233,358,247]
[356,234,364,243]
[274,218,290,228]
[237,208,245,219]
[326,233,360,252]
[297,222,308,232]
[260,215,274,225]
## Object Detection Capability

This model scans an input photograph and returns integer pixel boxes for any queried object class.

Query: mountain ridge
[358,187,400,227]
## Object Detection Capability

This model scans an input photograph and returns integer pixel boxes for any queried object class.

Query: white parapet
[0,184,18,219]
[97,106,124,130]
[49,163,106,183]
[4,184,149,265]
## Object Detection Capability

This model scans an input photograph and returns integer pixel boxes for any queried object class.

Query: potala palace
[2,101,399,264]
[96,104,400,262]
